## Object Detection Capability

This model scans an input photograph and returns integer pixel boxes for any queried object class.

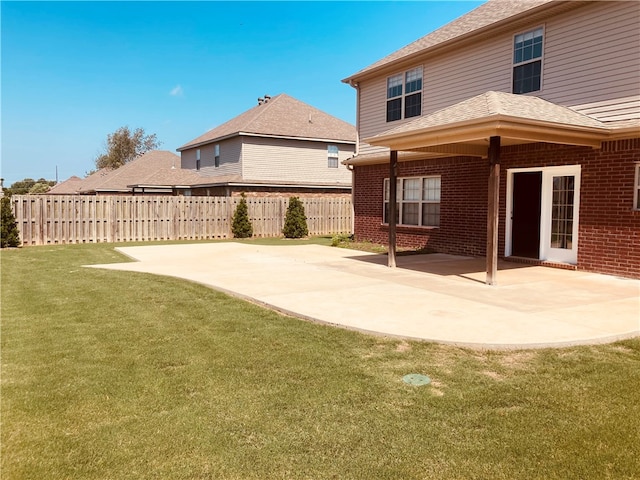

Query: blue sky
[1,1,482,185]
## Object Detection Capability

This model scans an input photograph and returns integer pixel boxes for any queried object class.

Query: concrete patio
[88,243,640,349]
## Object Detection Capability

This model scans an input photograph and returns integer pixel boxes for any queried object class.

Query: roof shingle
[344,0,557,82]
[178,94,356,150]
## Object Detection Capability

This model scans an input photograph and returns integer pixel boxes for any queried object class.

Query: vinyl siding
[180,137,242,176]
[356,1,640,152]
[242,136,354,184]
[542,1,640,118]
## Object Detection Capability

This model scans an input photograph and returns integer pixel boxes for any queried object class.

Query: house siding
[542,1,640,118]
[241,136,354,185]
[353,140,640,279]
[355,1,640,155]
[180,137,243,176]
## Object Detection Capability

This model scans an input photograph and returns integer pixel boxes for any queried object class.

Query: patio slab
[88,243,640,349]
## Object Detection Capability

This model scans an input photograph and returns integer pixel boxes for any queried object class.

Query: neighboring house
[177,94,356,197]
[46,175,86,195]
[48,151,202,195]
[342,0,640,281]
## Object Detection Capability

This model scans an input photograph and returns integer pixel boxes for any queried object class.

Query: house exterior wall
[352,140,640,279]
[241,136,354,185]
[180,137,243,176]
[186,186,351,198]
[356,1,640,156]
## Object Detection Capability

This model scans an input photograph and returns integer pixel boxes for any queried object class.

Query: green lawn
[2,240,639,479]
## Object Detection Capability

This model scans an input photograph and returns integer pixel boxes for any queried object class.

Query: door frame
[506,165,581,264]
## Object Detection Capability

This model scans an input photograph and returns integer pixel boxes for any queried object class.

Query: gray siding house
[177,94,356,197]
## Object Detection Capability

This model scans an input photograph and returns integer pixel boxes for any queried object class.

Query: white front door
[507,165,581,264]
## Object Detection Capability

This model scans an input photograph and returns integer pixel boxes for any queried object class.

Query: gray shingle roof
[77,150,201,193]
[371,91,607,140]
[344,0,556,82]
[47,176,86,195]
[178,94,356,150]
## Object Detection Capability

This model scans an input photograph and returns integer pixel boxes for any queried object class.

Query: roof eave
[364,116,609,155]
[343,1,580,85]
[177,131,356,152]
[177,132,240,152]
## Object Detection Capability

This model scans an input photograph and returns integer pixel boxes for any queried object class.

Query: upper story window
[383,176,441,227]
[214,144,220,168]
[386,67,423,122]
[328,145,339,168]
[196,149,201,171]
[513,27,544,94]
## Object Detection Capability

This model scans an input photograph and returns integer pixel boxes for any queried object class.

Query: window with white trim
[386,66,423,122]
[383,176,441,227]
[513,27,543,94]
[328,145,339,168]
[196,149,201,170]
[214,144,220,168]
[634,164,640,210]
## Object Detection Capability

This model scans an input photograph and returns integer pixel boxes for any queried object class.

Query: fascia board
[366,116,608,150]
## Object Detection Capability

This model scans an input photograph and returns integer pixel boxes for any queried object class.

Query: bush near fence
[11,195,352,246]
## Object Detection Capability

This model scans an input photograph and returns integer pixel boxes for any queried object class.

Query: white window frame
[505,165,581,264]
[386,66,423,122]
[383,176,441,227]
[214,144,220,168]
[328,145,339,168]
[512,26,544,94]
[634,164,640,210]
[195,149,201,170]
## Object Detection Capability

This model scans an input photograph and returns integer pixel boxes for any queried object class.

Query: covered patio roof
[355,91,640,286]
[364,91,620,157]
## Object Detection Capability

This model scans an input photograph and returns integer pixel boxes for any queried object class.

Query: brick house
[342,0,640,281]
[177,94,356,197]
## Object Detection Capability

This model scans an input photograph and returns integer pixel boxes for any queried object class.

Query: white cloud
[169,85,184,97]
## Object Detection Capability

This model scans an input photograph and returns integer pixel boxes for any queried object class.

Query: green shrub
[331,233,353,247]
[1,196,21,248]
[282,197,308,239]
[231,193,253,238]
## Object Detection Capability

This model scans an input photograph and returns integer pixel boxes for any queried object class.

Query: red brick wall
[353,140,640,278]
[353,156,488,256]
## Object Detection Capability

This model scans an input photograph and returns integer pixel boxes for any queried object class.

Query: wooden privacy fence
[12,195,353,246]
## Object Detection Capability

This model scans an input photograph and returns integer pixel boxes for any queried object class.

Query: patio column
[486,136,500,285]
[388,150,398,268]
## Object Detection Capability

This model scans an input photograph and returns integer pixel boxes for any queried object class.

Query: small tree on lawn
[282,196,308,239]
[231,193,253,238]
[1,197,21,248]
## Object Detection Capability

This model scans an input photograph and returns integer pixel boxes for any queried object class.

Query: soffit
[361,91,615,159]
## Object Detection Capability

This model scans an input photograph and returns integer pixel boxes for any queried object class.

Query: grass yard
[2,239,639,479]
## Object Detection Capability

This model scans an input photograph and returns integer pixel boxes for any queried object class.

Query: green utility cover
[402,374,431,386]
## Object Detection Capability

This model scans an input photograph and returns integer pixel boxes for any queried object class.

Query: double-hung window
[214,144,220,168]
[196,149,201,170]
[328,145,339,168]
[383,176,441,227]
[513,27,544,94]
[386,67,423,122]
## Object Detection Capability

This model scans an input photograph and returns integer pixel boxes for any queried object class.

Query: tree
[95,126,161,170]
[231,193,253,238]
[28,182,52,194]
[1,197,21,248]
[5,178,56,196]
[282,197,308,239]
